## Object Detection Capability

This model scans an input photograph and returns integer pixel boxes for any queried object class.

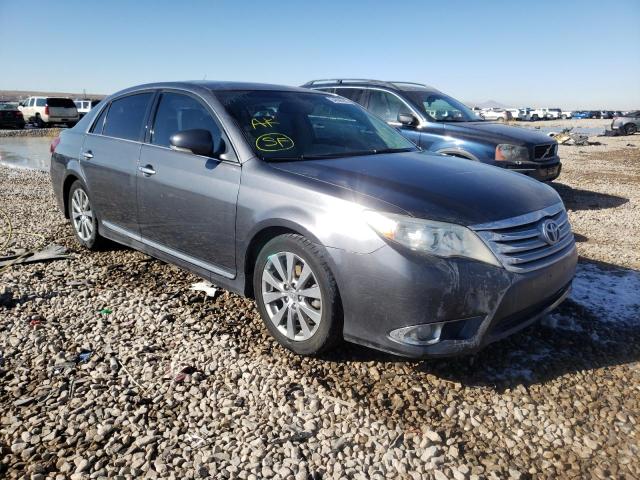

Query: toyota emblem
[540,219,560,245]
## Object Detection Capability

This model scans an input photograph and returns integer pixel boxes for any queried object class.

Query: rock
[74,458,89,473]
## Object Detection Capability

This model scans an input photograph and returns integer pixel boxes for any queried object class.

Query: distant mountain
[0,89,106,102]
[466,99,510,109]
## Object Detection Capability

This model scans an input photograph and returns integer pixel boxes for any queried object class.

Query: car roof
[113,81,316,97]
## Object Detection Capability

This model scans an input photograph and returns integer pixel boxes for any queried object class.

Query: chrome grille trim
[470,203,576,273]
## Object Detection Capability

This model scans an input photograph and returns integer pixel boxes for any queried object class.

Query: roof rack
[388,81,429,88]
[302,79,431,90]
[301,79,396,88]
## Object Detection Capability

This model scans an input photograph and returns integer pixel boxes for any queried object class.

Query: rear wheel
[531,114,539,121]
[34,115,44,128]
[68,181,103,250]
[253,234,342,355]
[625,123,637,135]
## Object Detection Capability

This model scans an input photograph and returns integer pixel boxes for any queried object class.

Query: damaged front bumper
[327,241,577,358]
[501,158,562,182]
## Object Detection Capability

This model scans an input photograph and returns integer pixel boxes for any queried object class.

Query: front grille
[533,143,557,160]
[471,203,575,273]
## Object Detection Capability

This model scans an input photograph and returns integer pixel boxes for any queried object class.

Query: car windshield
[216,90,417,161]
[403,90,482,122]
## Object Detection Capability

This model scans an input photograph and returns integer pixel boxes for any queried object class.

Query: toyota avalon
[50,82,577,358]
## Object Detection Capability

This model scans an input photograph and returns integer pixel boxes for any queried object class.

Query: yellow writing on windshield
[251,117,279,129]
[256,133,294,152]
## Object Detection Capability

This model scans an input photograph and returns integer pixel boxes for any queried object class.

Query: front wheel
[625,123,637,135]
[253,234,342,355]
[68,181,103,249]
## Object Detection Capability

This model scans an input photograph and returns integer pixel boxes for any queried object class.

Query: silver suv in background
[19,96,79,127]
[611,111,640,135]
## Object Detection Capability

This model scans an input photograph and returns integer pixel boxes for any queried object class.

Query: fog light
[389,322,444,346]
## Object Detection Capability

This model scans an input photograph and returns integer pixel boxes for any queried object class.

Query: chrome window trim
[469,202,565,231]
[102,220,234,279]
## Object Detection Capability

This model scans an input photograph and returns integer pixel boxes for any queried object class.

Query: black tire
[68,180,103,250]
[253,233,342,355]
[625,123,637,135]
[34,115,44,128]
[531,114,539,121]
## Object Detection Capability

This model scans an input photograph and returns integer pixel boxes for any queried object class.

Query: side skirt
[100,220,246,296]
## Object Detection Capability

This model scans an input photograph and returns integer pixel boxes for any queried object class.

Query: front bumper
[499,157,561,181]
[327,240,577,358]
[47,117,79,123]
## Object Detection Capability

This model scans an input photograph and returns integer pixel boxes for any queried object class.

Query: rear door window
[334,88,367,106]
[36,98,46,107]
[102,93,153,141]
[150,92,222,149]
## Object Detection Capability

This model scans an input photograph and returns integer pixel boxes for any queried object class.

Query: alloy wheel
[261,251,322,341]
[71,188,94,241]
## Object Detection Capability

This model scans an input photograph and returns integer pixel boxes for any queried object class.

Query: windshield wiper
[267,151,375,162]
[267,148,416,162]
[371,147,416,154]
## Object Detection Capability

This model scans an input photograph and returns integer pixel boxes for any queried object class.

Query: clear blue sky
[1,0,638,109]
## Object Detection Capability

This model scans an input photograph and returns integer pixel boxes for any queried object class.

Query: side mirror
[169,129,214,157]
[397,112,418,126]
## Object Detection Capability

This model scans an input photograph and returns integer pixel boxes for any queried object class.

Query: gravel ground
[1,124,639,479]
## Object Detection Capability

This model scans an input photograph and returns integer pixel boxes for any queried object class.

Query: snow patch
[570,262,640,326]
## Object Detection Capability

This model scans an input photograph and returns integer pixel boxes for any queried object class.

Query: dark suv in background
[303,79,561,181]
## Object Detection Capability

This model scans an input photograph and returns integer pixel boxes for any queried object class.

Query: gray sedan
[50,82,577,358]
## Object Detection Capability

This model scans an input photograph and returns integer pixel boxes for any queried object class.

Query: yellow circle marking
[256,133,295,152]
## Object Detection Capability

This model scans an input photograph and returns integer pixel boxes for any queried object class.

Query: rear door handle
[82,150,93,159]
[138,165,156,176]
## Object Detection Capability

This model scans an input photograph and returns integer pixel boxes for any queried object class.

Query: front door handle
[82,150,93,159]
[138,165,156,176]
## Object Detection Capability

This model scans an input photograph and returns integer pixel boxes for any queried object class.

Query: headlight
[495,144,529,162]
[363,211,501,267]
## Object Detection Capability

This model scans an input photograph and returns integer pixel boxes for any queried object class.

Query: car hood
[270,151,561,226]
[443,121,555,145]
